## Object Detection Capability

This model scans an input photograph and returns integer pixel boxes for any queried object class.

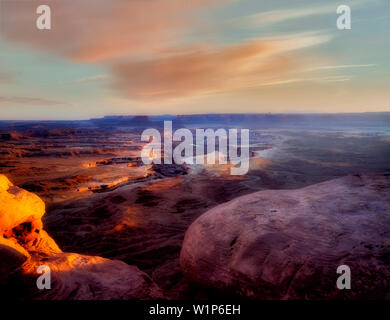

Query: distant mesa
[1,112,389,132]
[175,113,390,128]
[129,115,153,125]
[90,115,156,128]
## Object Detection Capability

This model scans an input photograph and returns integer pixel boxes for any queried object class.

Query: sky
[0,0,389,120]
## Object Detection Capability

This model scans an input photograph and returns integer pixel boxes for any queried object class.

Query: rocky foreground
[180,174,390,299]
[1,173,390,299]
[0,175,163,300]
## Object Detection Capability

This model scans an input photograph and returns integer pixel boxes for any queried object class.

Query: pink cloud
[1,1,332,102]
[110,41,293,99]
[109,33,332,100]
[0,96,68,106]
[2,0,216,62]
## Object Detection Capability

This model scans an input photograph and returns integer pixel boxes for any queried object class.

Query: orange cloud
[1,1,333,102]
[109,42,289,99]
[1,0,216,62]
[110,34,331,100]
[0,96,68,106]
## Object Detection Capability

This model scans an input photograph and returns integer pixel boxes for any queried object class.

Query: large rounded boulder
[180,174,390,299]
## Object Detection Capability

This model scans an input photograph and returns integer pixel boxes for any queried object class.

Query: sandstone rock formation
[22,253,163,300]
[0,174,163,300]
[180,174,390,299]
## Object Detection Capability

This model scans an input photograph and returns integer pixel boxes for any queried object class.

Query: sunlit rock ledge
[180,174,390,299]
[0,175,163,300]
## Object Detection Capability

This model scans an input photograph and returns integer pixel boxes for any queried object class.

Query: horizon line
[1,111,390,122]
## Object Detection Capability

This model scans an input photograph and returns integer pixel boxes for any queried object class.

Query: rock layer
[22,253,163,300]
[180,174,390,299]
[0,175,163,300]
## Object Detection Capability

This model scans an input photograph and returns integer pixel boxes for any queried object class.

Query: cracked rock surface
[180,174,390,299]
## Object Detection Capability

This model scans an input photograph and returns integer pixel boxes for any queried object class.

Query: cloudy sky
[0,0,389,119]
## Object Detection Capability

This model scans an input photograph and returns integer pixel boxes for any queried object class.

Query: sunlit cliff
[0,175,163,300]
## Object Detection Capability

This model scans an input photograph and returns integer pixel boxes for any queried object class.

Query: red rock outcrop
[0,175,163,300]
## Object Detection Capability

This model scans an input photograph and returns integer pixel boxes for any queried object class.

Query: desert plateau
[1,114,390,300]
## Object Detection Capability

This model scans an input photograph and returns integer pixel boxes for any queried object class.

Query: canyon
[0,114,389,299]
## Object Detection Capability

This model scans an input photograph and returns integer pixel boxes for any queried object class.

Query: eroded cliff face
[0,175,163,300]
[180,174,390,299]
